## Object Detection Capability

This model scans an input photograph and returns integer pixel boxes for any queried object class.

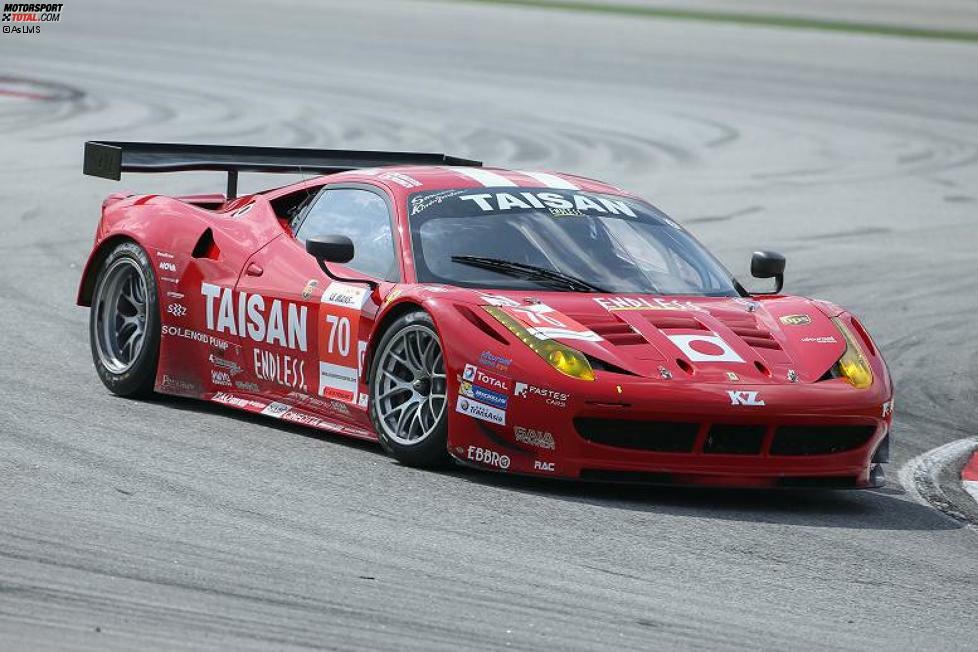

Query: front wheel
[89,240,160,397]
[368,310,449,467]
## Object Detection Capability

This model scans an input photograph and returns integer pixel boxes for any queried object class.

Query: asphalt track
[1,0,978,649]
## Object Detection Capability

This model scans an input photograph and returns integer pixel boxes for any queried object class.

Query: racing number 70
[325,314,351,356]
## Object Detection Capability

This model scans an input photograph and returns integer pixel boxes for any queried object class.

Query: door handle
[245,263,264,277]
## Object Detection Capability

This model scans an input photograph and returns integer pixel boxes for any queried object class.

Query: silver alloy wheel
[93,257,148,374]
[373,324,447,446]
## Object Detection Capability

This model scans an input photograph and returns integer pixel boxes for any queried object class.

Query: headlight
[483,306,595,381]
[830,316,873,389]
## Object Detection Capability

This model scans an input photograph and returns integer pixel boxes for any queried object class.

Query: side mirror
[304,235,378,291]
[306,235,354,264]
[750,250,786,294]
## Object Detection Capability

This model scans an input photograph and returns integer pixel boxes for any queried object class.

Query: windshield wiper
[451,255,609,293]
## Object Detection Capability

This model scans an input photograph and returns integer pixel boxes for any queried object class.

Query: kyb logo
[727,390,765,406]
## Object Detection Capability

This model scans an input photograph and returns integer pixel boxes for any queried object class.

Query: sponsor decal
[211,369,232,386]
[549,207,585,217]
[410,189,467,216]
[725,371,739,381]
[727,390,765,406]
[479,350,512,372]
[498,304,601,342]
[301,279,319,300]
[379,171,421,188]
[319,362,358,402]
[212,392,265,410]
[160,277,179,285]
[456,396,506,425]
[235,380,260,392]
[478,293,521,307]
[780,314,812,326]
[383,285,404,306]
[208,354,243,375]
[459,380,508,410]
[358,394,368,408]
[159,260,177,273]
[459,191,636,217]
[254,347,307,392]
[787,369,799,383]
[801,336,837,344]
[318,282,368,401]
[261,402,290,418]
[882,400,894,418]
[162,324,232,350]
[157,251,174,259]
[201,283,308,351]
[593,296,703,312]
[166,291,184,300]
[668,333,744,363]
[462,364,509,393]
[166,303,188,317]
[513,381,568,408]
[160,375,198,393]
[533,460,555,472]
[466,445,511,469]
[514,426,555,450]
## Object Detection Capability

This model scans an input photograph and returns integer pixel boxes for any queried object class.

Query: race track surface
[1,1,977,649]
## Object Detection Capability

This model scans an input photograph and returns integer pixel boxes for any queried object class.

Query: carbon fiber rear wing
[83,141,482,200]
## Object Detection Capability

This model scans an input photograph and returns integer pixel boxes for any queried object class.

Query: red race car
[79,142,894,488]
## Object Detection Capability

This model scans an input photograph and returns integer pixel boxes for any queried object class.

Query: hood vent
[569,314,646,346]
[711,312,782,351]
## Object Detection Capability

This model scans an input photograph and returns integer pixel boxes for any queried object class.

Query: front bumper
[447,373,892,489]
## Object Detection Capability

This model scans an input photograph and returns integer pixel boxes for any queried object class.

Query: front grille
[703,424,765,455]
[770,425,875,456]
[574,418,698,452]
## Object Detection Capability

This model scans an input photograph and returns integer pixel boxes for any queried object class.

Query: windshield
[408,188,740,296]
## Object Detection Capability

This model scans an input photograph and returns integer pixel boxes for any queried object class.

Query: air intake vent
[574,418,698,452]
[770,425,875,456]
[703,424,765,455]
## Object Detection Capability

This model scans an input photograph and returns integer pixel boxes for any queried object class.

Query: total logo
[514,382,568,408]
[727,390,765,406]
[466,446,510,470]
[462,364,509,392]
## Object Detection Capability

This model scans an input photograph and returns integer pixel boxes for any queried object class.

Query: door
[234,184,398,428]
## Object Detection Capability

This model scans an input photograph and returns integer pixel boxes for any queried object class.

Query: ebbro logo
[2,3,63,34]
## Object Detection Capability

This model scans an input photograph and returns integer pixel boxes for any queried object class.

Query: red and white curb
[899,437,978,527]
[963,451,978,503]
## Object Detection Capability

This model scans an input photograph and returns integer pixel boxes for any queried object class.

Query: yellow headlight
[831,317,873,389]
[484,306,595,381]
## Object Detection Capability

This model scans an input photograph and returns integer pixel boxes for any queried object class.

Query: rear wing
[83,141,482,200]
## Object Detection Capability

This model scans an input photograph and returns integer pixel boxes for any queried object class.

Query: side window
[296,188,396,279]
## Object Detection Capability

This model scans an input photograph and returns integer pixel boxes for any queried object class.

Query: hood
[454,289,846,384]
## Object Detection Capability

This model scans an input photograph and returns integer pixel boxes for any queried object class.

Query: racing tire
[89,240,160,397]
[368,310,450,467]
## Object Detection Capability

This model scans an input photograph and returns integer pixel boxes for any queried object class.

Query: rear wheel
[89,240,160,397]
[368,310,449,467]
